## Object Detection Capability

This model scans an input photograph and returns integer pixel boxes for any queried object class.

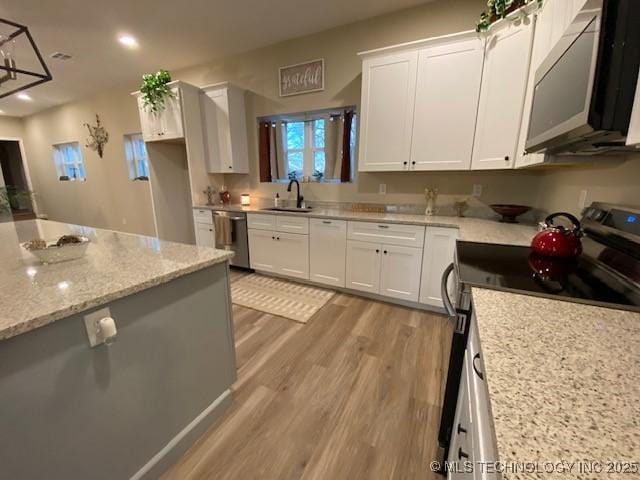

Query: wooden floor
[163,271,453,480]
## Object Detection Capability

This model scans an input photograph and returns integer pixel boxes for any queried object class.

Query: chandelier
[0,18,52,99]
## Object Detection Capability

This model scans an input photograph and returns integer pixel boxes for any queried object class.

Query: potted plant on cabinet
[140,70,176,114]
[476,0,535,32]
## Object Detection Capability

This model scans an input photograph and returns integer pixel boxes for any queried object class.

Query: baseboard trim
[130,389,233,480]
[250,270,446,314]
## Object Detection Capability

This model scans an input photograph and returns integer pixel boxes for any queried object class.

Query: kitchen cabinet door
[471,18,535,170]
[345,240,381,294]
[195,222,216,248]
[248,228,277,273]
[359,51,418,172]
[137,87,184,142]
[160,88,184,140]
[419,227,459,307]
[379,245,423,302]
[276,232,309,280]
[411,36,484,171]
[515,8,548,168]
[202,84,250,174]
[310,219,347,287]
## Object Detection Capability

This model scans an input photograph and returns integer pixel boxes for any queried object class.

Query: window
[123,133,149,180]
[53,142,86,181]
[283,119,328,180]
[260,107,356,183]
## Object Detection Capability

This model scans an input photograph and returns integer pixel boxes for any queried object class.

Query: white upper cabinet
[410,35,484,171]
[471,17,535,170]
[201,83,250,174]
[136,87,184,142]
[358,51,418,171]
[516,5,550,168]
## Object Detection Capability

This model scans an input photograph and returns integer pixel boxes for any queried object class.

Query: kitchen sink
[261,207,313,213]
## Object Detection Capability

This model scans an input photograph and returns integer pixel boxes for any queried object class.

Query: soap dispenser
[275,193,281,208]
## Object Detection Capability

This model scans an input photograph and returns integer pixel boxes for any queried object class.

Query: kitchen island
[0,220,236,479]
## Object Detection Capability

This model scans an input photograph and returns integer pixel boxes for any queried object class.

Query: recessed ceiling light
[17,92,32,101]
[118,35,138,48]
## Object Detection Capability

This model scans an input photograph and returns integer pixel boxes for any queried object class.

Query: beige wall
[3,0,639,235]
[536,156,640,216]
[0,116,25,139]
[21,89,156,235]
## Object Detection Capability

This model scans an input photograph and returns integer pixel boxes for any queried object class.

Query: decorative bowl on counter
[490,204,532,223]
[22,235,90,264]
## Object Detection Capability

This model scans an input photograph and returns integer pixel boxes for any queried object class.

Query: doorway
[0,139,35,221]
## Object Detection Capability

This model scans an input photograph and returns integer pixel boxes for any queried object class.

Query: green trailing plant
[140,70,176,114]
[476,0,540,32]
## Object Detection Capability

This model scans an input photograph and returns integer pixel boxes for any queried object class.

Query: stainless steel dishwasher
[212,210,250,269]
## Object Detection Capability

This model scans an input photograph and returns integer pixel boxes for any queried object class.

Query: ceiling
[0,0,432,117]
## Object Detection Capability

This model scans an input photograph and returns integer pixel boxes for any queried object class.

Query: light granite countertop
[0,220,233,341]
[194,204,538,246]
[472,288,640,478]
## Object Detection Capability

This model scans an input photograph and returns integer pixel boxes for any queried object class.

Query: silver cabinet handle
[472,353,484,380]
[441,263,456,318]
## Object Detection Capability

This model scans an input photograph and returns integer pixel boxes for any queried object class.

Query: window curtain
[269,121,286,180]
[258,121,272,182]
[323,110,353,181]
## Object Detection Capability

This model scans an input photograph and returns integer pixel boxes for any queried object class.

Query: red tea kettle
[531,212,583,258]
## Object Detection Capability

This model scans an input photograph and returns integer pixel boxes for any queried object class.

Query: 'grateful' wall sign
[279,59,324,97]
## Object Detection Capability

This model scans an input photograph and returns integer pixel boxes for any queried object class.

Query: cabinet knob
[209,229,213,232]
[403,161,408,165]
[272,236,275,240]
[504,155,510,161]
[411,161,416,165]
[375,249,380,253]
[383,250,388,254]
[228,165,232,169]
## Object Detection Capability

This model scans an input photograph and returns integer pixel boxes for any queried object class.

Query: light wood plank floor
[163,271,453,480]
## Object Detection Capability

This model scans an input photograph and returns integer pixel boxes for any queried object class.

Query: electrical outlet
[379,183,387,195]
[84,307,114,347]
[472,184,483,197]
[578,190,588,211]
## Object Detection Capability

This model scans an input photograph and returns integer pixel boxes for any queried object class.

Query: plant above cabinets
[140,70,176,114]
[476,0,540,32]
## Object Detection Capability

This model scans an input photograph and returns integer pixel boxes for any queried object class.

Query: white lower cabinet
[277,232,309,280]
[345,240,382,294]
[195,223,215,248]
[380,245,423,302]
[310,219,347,287]
[420,227,459,307]
[248,229,278,273]
[346,240,422,301]
[248,224,309,280]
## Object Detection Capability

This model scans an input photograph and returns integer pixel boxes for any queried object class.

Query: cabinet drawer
[347,221,425,248]
[193,209,213,225]
[276,215,309,234]
[247,213,277,231]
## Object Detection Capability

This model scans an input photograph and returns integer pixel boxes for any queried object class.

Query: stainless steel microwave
[526,0,640,155]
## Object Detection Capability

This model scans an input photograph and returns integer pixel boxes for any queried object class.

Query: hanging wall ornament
[84,114,109,158]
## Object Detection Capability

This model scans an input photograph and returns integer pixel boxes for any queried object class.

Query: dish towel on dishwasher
[214,215,232,246]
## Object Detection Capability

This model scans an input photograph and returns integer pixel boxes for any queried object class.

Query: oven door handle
[441,263,456,318]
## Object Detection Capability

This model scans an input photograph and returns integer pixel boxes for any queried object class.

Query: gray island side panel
[0,262,236,480]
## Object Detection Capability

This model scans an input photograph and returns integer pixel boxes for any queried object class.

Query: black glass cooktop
[456,240,640,312]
